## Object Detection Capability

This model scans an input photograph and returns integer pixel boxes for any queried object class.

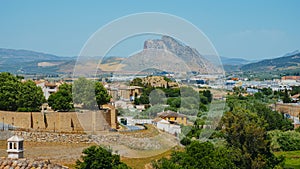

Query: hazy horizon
[1,1,300,60]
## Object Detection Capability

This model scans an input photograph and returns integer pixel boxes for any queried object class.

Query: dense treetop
[0,72,45,111]
[76,145,130,169]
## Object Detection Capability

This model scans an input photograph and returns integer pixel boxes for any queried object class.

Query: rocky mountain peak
[144,36,201,58]
[144,36,184,51]
[125,36,222,74]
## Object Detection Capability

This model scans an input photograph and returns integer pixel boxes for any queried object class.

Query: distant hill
[0,48,73,74]
[220,57,251,65]
[0,38,245,75]
[241,51,300,72]
[0,48,61,60]
[219,57,252,72]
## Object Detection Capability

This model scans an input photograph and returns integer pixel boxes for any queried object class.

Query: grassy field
[275,151,300,169]
[121,147,183,169]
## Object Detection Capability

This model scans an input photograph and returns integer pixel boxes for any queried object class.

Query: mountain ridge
[241,51,300,72]
[0,48,74,74]
[1,46,299,75]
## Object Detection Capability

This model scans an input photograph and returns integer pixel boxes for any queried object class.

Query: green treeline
[152,92,293,169]
[0,73,111,112]
[48,77,111,111]
[0,72,45,112]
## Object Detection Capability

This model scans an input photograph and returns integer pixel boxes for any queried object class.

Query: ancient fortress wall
[0,111,84,133]
[274,103,300,117]
[0,109,117,133]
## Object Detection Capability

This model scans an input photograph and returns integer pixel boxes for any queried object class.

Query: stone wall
[273,103,300,117]
[0,111,84,133]
[0,109,118,133]
[0,131,13,141]
[0,158,68,169]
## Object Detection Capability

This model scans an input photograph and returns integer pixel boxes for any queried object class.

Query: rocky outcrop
[123,36,222,74]
[0,158,68,169]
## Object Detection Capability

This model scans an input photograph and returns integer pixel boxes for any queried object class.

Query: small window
[9,142,12,149]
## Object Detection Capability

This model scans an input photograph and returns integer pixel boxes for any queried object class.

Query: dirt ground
[0,126,178,168]
[0,140,94,167]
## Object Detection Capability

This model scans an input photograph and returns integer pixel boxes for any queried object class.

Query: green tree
[283,88,291,103]
[75,145,130,169]
[254,92,263,100]
[167,97,181,109]
[73,77,95,108]
[134,94,149,105]
[254,102,293,131]
[261,87,273,96]
[202,90,212,103]
[0,72,20,111]
[221,107,284,169]
[95,82,111,109]
[48,83,73,112]
[180,86,198,97]
[149,89,166,105]
[291,86,300,96]
[269,130,300,151]
[130,77,143,87]
[226,95,293,131]
[0,73,45,111]
[140,104,164,118]
[162,88,180,97]
[73,77,110,109]
[17,80,45,112]
[152,141,237,169]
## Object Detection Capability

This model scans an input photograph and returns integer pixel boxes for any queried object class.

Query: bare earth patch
[0,140,94,168]
[0,125,179,168]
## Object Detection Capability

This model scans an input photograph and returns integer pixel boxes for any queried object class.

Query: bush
[269,130,300,151]
[75,145,130,169]
[17,107,38,112]
[180,137,191,146]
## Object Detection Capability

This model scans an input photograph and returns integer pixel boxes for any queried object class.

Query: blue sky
[0,0,300,60]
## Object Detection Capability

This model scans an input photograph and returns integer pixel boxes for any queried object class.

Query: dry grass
[121,148,173,169]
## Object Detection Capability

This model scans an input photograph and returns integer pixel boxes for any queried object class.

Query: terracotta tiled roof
[45,83,57,87]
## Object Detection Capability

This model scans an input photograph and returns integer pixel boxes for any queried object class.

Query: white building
[36,81,59,100]
[7,135,24,159]
[157,119,181,136]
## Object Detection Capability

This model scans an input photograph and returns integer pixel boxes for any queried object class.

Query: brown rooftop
[45,83,57,87]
